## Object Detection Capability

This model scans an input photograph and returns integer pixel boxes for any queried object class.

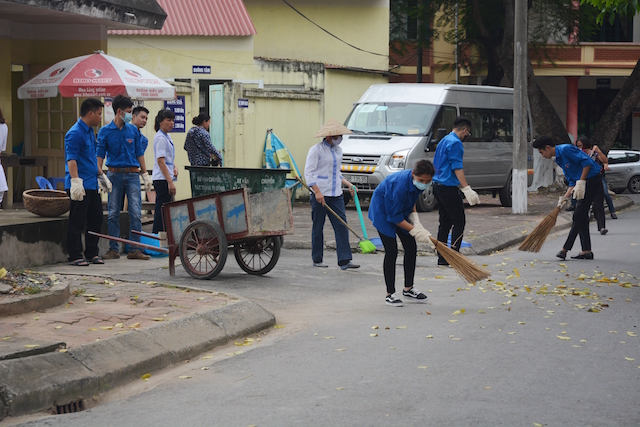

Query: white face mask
[332,135,343,146]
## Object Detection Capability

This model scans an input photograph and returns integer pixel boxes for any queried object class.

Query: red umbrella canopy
[17,52,176,100]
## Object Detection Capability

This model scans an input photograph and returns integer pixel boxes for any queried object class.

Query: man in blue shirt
[533,135,603,260]
[97,95,153,261]
[432,116,480,266]
[65,98,110,266]
[132,106,149,152]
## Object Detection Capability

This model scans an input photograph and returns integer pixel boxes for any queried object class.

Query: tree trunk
[498,0,571,146]
[591,57,640,153]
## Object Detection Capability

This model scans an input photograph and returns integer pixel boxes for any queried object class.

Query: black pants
[433,184,465,263]
[67,189,103,261]
[564,175,603,252]
[379,229,417,295]
[592,174,606,231]
[152,180,173,233]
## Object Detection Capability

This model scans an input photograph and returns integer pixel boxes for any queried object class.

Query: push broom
[297,179,377,254]
[518,201,565,253]
[430,237,491,284]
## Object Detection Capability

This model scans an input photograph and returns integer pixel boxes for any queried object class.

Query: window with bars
[36,96,76,150]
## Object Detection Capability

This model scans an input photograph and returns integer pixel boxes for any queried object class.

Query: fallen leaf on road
[82,293,95,297]
[557,336,571,340]
[588,308,600,313]
[508,332,516,335]
[484,386,492,390]
[580,340,587,343]
[55,326,63,329]
[59,349,67,353]
[625,357,635,361]
[178,376,191,379]
[518,322,525,325]
[396,326,407,329]
[534,423,544,427]
[100,326,113,330]
[202,355,213,360]
[453,310,461,315]
[418,366,428,369]
[610,331,618,334]
[128,323,141,328]
[335,348,346,352]
[197,297,205,300]
[372,326,379,329]
[514,268,520,278]
[435,275,446,279]
[478,310,486,314]
[627,332,637,337]
[426,335,433,338]
[558,263,567,268]
[24,344,39,348]
[425,311,431,315]
[201,367,209,370]
[234,342,243,346]
[324,336,335,339]
[152,318,165,322]
[33,316,39,321]
[1,337,11,341]
[370,334,378,337]
[0,268,6,278]
[335,387,344,390]
[146,281,157,285]
[274,324,285,329]
[141,373,151,380]
[448,320,458,323]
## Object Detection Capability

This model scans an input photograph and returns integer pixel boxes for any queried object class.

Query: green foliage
[70,287,86,297]
[581,0,640,24]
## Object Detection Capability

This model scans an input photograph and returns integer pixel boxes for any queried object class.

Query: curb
[0,283,70,317]
[0,298,275,420]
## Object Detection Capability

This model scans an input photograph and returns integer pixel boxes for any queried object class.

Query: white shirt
[0,123,8,193]
[152,130,176,181]
[304,139,344,197]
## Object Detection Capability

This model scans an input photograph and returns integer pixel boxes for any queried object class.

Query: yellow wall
[245,0,389,72]
[324,69,387,125]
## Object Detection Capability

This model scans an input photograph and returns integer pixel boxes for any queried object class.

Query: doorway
[578,89,632,148]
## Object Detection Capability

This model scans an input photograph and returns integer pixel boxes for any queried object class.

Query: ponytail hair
[154,109,175,132]
[192,113,210,126]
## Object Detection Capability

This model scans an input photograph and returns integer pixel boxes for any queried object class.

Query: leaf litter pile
[0,267,58,296]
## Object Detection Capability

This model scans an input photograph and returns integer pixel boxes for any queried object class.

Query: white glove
[409,224,436,249]
[408,212,421,227]
[142,173,153,193]
[461,185,480,206]
[557,195,569,208]
[572,180,586,200]
[97,173,112,193]
[70,178,85,201]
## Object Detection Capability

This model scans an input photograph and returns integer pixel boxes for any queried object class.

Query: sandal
[91,256,104,265]
[70,259,89,267]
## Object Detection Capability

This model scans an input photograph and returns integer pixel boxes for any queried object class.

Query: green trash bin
[187,166,291,197]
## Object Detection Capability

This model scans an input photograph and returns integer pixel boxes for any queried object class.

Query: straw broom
[429,237,491,284]
[518,206,562,253]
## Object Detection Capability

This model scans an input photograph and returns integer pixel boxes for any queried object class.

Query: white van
[340,84,531,211]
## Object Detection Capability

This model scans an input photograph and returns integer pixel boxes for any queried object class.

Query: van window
[460,108,513,142]
[431,106,457,137]
[346,103,437,136]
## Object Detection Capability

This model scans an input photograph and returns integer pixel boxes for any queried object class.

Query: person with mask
[304,119,359,270]
[533,135,602,260]
[97,95,153,261]
[432,116,480,266]
[369,160,436,307]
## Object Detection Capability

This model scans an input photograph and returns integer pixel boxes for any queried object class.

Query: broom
[518,205,563,253]
[430,236,491,284]
[297,179,377,254]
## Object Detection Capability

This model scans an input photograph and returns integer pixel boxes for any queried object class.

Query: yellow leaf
[274,324,285,329]
[24,344,39,348]
[627,331,637,337]
[0,268,6,278]
[324,336,335,339]
[625,357,635,361]
[534,424,544,427]
[202,355,213,360]
[33,316,39,320]
[59,349,68,353]
[201,367,209,370]
[99,326,113,330]
[514,268,520,278]
[396,326,407,329]
[55,325,63,329]
[587,308,600,313]
[506,275,514,280]
[580,340,587,343]
[557,336,571,340]
[460,308,465,313]
[2,337,11,341]
[146,281,157,285]
[234,342,243,346]
[448,320,458,323]
[82,293,95,297]
[425,335,433,338]
[128,323,141,328]
[371,326,379,329]
[335,348,346,352]
[418,366,428,369]
[152,318,165,322]
[558,263,568,268]
[370,333,378,337]
[335,387,344,390]
[425,311,431,315]
[178,375,191,379]
[452,310,461,315]
[435,275,445,279]
[451,337,461,341]
[508,332,516,335]
[141,373,152,380]
[478,309,486,314]
[518,322,525,325]
[87,328,97,331]
[484,386,492,390]
[197,297,205,300]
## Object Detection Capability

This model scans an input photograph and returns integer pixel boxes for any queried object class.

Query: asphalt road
[10,195,640,427]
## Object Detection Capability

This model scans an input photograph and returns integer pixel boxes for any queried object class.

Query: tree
[581,0,640,152]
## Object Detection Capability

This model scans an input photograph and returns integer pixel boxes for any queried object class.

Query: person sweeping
[532,136,603,260]
[369,160,436,307]
[304,119,359,270]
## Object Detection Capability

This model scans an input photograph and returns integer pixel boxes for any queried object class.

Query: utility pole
[455,3,459,84]
[513,0,528,214]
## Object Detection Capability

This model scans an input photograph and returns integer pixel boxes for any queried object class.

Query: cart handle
[88,231,170,254]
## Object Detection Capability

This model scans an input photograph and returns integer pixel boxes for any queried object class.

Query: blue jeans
[107,172,142,252]
[310,194,352,265]
[602,177,615,213]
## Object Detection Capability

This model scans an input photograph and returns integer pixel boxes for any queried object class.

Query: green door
[209,84,225,164]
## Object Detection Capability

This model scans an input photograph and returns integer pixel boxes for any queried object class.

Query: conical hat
[313,119,353,138]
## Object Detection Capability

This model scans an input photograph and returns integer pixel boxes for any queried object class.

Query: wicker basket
[22,189,70,217]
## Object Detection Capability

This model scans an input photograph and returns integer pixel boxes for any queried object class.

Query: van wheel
[499,176,512,207]
[417,185,437,212]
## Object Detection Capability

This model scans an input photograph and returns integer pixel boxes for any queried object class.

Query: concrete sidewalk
[0,190,633,421]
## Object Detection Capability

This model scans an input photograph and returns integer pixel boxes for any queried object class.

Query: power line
[281,0,388,58]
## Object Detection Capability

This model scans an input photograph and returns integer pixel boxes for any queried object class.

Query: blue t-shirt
[64,118,99,191]
[96,121,143,168]
[555,144,601,186]
[433,131,464,187]
[368,169,422,238]
[140,130,149,153]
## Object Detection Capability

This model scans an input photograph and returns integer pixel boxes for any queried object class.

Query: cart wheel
[234,236,281,275]
[179,220,228,280]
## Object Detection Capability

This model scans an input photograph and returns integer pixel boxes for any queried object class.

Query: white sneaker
[402,287,428,302]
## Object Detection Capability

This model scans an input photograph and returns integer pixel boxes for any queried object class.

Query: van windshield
[345,103,437,136]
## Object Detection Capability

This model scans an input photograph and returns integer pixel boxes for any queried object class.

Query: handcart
[90,187,293,279]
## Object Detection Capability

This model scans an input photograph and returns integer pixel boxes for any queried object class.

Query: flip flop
[70,259,89,267]
[91,256,104,265]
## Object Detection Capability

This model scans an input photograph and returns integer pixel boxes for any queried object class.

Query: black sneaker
[437,259,450,267]
[402,287,428,302]
[385,294,403,307]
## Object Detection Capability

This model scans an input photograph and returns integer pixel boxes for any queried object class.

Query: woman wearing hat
[304,119,359,270]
